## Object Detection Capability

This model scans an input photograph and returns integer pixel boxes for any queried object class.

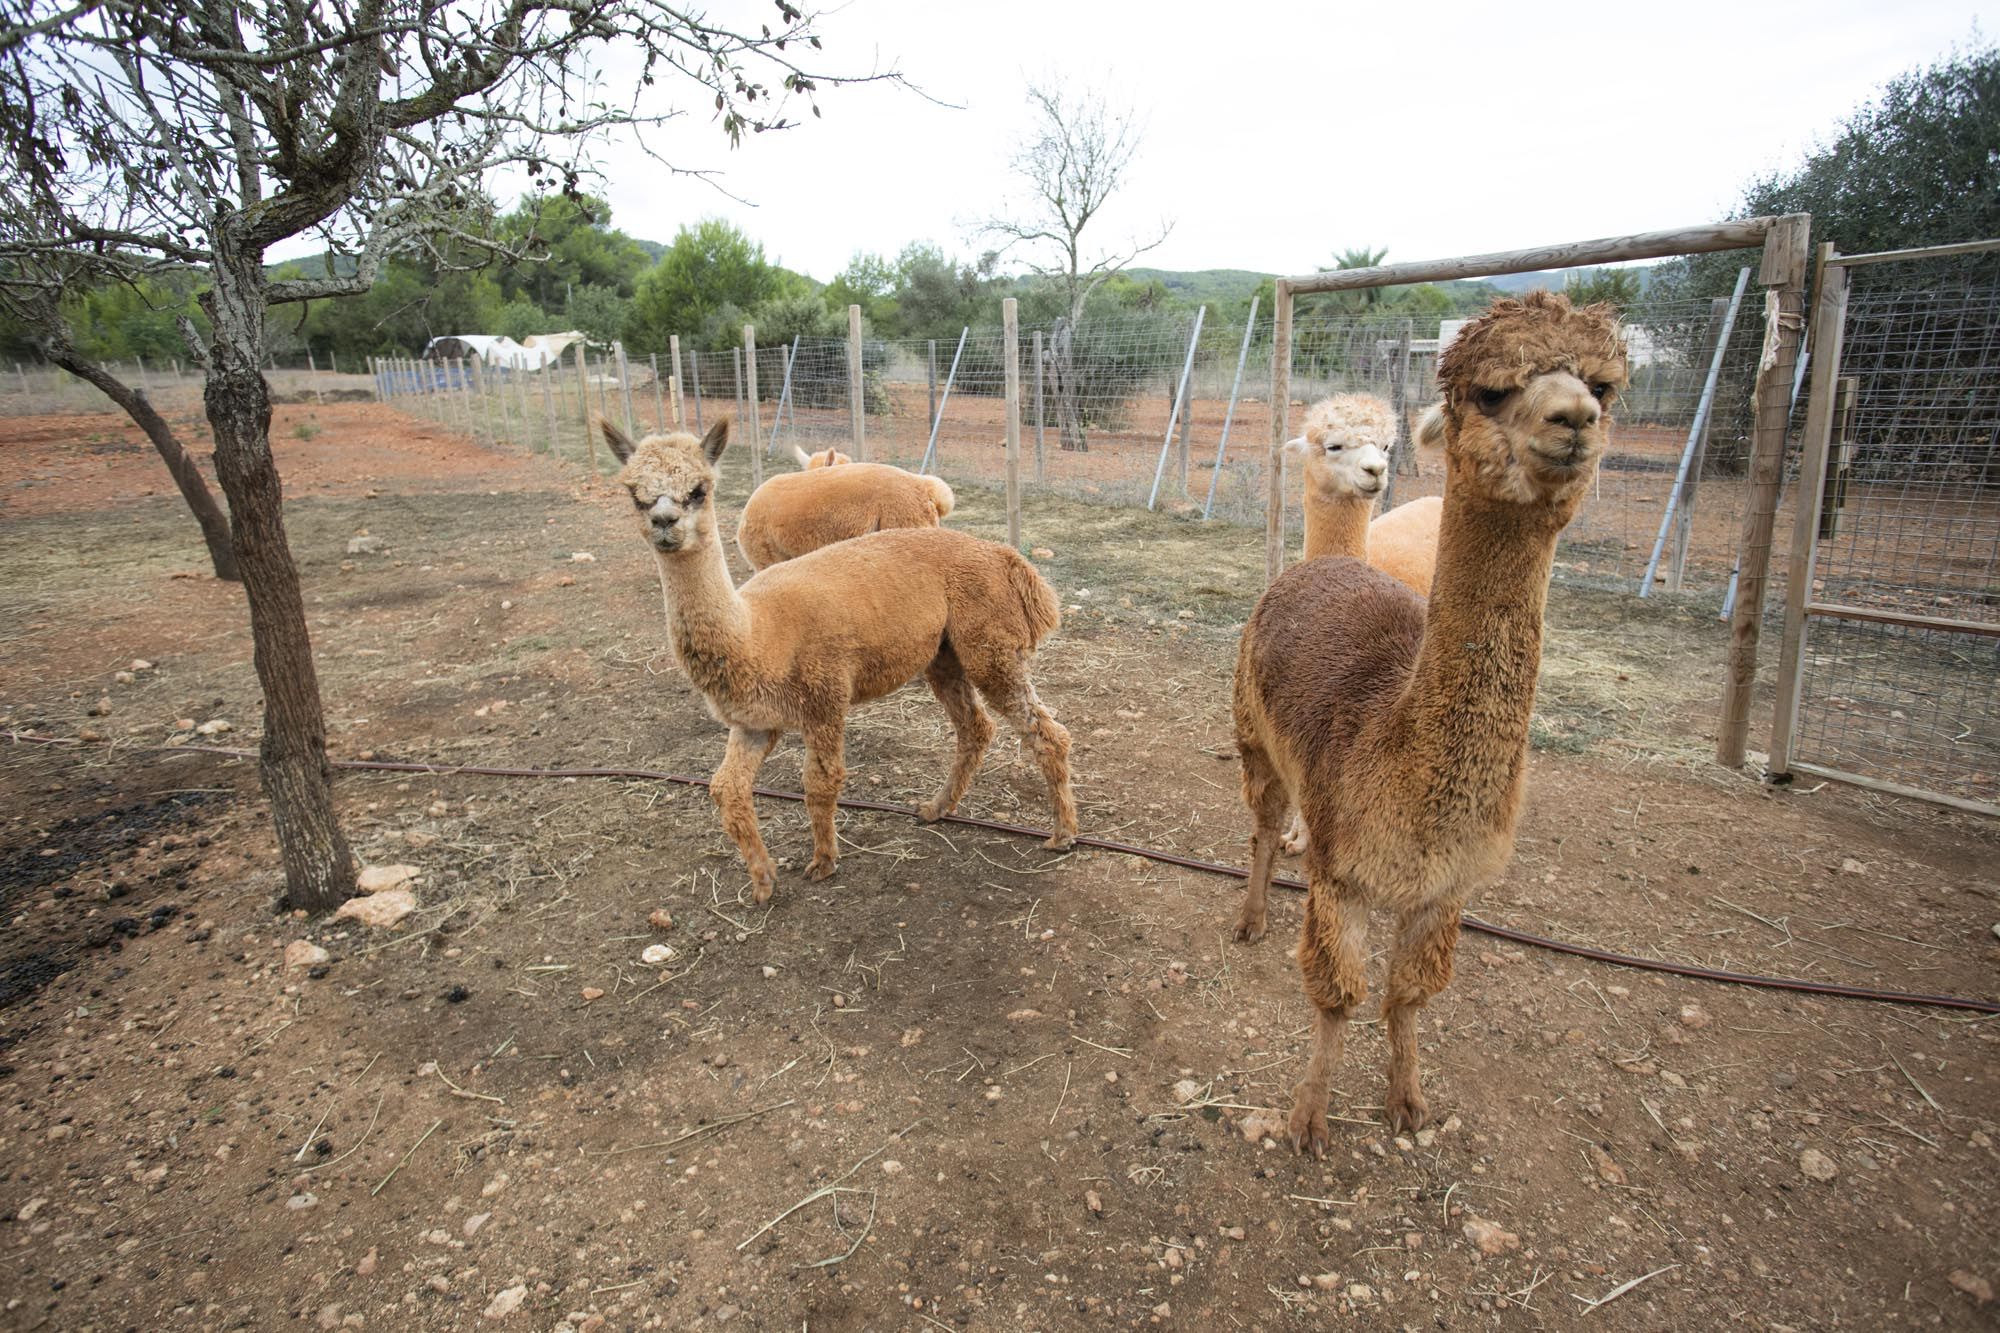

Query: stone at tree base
[335,889,415,929]
[356,864,420,893]
[284,940,330,969]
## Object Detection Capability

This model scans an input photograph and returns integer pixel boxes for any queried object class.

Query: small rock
[1462,1217,1520,1256]
[760,966,778,980]
[1006,1008,1042,1021]
[1799,1148,1839,1182]
[483,1283,528,1319]
[355,1247,378,1276]
[16,1198,48,1222]
[131,659,154,671]
[1310,1272,1341,1291]
[880,1160,904,1176]
[463,1212,491,1239]
[1173,1078,1203,1105]
[580,987,604,1002]
[173,717,196,731]
[403,830,438,849]
[285,940,331,970]
[569,551,596,563]
[427,800,449,817]
[1031,547,1055,559]
[1839,857,1867,875]
[647,909,674,931]
[286,1192,318,1211]
[1085,1189,1103,1215]
[481,1173,509,1198]
[640,944,675,965]
[1346,1283,1374,1301]
[334,888,416,929]
[87,696,112,716]
[1239,1111,1285,1144]
[1678,1004,1710,1029]
[113,670,136,685]
[357,864,420,893]
[1948,1269,1993,1304]
[1589,1144,1628,1185]
[78,728,107,743]
[346,535,386,555]
[196,718,232,736]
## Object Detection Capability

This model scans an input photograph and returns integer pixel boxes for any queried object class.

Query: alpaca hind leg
[1381,895,1464,1132]
[1234,743,1290,944]
[713,726,780,903]
[919,649,995,822]
[1289,884,1368,1158]
[971,671,1076,850]
[1280,809,1309,857]
[800,718,848,882]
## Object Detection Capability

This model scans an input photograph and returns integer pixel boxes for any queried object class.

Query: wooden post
[742,324,762,488]
[650,353,666,431]
[1266,280,1295,584]
[541,360,558,458]
[615,341,637,437]
[730,347,743,438]
[305,349,325,406]
[927,339,938,440]
[458,357,476,436]
[1003,298,1022,548]
[847,304,867,461]
[575,342,599,474]
[1768,245,1851,779]
[516,360,534,451]
[469,355,497,445]
[1032,330,1046,484]
[669,335,686,427]
[1716,212,1811,768]
[690,344,704,431]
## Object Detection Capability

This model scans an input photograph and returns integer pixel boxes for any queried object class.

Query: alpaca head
[1287,393,1393,500]
[1435,291,1628,507]
[598,414,730,555]
[804,448,852,469]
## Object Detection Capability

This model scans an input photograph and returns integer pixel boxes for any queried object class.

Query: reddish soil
[1,402,1996,1331]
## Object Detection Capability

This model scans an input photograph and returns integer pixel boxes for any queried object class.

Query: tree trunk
[202,257,356,913]
[50,349,240,581]
[1049,318,1087,452]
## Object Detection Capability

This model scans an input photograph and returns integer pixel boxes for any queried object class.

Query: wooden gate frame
[1767,238,2000,816]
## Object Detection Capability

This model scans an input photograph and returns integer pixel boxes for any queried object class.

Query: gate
[1769,239,2000,815]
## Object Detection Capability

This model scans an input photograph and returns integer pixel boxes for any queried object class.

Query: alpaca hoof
[1385,1088,1430,1133]
[1042,832,1075,851]
[917,799,950,823]
[749,872,775,905]
[806,856,838,882]
[1288,1102,1331,1159]
[1233,911,1267,944]
[1280,830,1309,856]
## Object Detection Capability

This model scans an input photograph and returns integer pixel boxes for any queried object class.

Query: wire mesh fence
[1782,263,2000,811]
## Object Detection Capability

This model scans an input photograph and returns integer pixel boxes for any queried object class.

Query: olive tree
[0,0,891,910]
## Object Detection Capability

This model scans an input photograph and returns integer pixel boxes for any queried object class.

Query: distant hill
[1124,267,1270,307]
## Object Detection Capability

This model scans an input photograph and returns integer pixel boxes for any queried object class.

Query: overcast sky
[513,0,1986,281]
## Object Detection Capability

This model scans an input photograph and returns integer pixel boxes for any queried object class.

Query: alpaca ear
[598,414,636,464]
[700,417,730,464]
[1415,403,1449,451]
[1281,435,1311,459]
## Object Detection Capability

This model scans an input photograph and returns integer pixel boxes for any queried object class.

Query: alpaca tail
[1416,402,1448,451]
[925,475,956,520]
[1003,547,1061,646]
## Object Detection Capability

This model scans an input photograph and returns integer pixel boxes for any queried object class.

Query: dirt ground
[2,401,1997,1332]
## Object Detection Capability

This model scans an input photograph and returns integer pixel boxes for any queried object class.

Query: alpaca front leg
[1234,743,1291,944]
[1289,885,1368,1158]
[801,719,848,882]
[1382,895,1463,1133]
[919,652,995,822]
[712,726,781,903]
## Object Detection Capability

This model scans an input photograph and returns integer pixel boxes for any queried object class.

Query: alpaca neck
[1396,464,1567,824]
[652,535,752,693]
[1301,483,1375,561]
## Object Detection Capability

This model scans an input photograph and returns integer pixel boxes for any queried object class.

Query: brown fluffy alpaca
[598,415,1076,903]
[737,461,956,570]
[1232,291,1627,1155]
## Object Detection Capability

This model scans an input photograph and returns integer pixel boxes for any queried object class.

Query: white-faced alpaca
[1232,292,1628,1155]
[1293,394,1440,597]
[599,415,1076,902]
[737,459,955,570]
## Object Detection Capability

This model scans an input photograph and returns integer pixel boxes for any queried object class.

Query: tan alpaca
[737,461,956,570]
[1366,496,1443,596]
[598,414,1076,903]
[1232,292,1628,1155]
[788,444,853,469]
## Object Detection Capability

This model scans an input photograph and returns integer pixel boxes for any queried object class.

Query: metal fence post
[1032,329,1046,484]
[742,324,762,489]
[1203,294,1259,520]
[1148,306,1207,510]
[1004,298,1022,548]
[919,327,968,476]
[1641,266,1752,596]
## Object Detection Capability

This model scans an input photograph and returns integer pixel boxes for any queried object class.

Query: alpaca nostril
[1546,403,1598,431]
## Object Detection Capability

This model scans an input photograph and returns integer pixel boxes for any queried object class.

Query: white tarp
[423,332,583,370]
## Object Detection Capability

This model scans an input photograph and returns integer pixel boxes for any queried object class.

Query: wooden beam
[1284,218,1782,295]
[1265,280,1294,585]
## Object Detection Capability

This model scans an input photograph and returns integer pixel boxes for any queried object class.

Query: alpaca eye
[630,493,649,510]
[1474,387,1510,413]
[1589,382,1612,401]
[687,486,707,506]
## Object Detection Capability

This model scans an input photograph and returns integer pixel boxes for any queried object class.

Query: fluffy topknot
[1438,290,1628,401]
[1300,392,1398,452]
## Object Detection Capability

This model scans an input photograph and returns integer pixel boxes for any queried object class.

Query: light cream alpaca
[737,460,955,570]
[789,444,853,469]
[1233,292,1628,1155]
[598,414,1076,903]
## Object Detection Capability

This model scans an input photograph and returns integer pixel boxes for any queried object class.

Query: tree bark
[50,349,240,581]
[202,256,356,913]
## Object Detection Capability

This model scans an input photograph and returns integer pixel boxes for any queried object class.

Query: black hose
[10,731,1997,1015]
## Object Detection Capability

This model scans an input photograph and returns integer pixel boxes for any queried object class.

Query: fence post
[689,343,703,431]
[1641,265,1752,596]
[1004,298,1022,548]
[650,353,666,432]
[847,304,866,461]
[927,339,938,439]
[1267,281,1295,585]
[615,341,637,438]
[1668,291,1742,592]
[574,342,600,474]
[1716,211,1811,769]
[1032,329,1046,484]
[458,357,476,437]
[1768,244,1851,780]
[1381,320,1414,506]
[516,359,535,451]
[731,347,743,440]
[919,327,968,476]
[742,324,762,489]
[1148,306,1207,510]
[766,335,800,459]
[541,359,558,457]
[668,336,685,428]
[1203,294,1259,521]
[306,349,325,406]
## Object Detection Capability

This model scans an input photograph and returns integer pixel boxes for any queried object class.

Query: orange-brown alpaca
[737,458,955,570]
[598,415,1076,904]
[1232,292,1628,1155]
